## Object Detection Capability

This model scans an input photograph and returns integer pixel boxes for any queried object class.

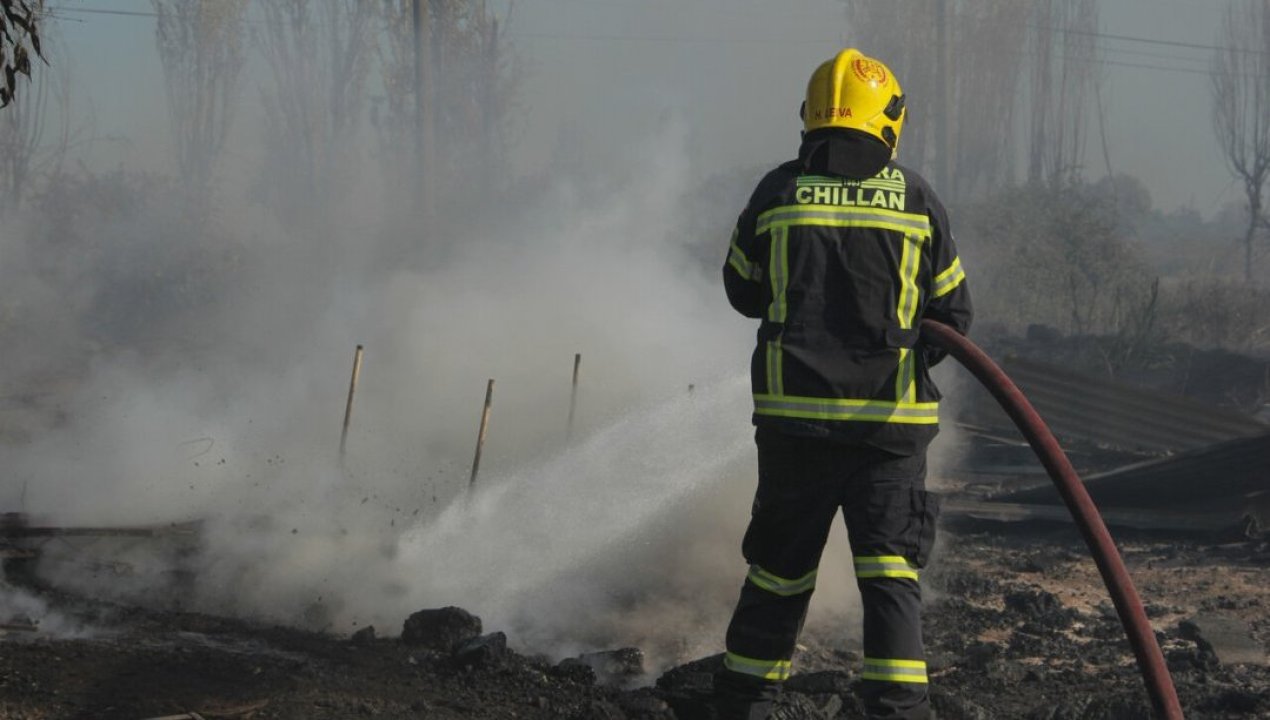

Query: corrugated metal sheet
[992,433,1270,509]
[944,498,1247,534]
[963,356,1269,455]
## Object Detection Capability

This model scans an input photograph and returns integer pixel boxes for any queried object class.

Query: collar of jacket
[797,128,892,180]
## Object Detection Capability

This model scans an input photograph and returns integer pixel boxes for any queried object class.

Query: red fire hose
[920,319,1184,720]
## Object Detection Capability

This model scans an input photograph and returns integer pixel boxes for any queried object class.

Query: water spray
[920,319,1184,720]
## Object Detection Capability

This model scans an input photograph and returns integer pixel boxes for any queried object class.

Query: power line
[860,3,1270,58]
[38,3,1270,79]
[1083,54,1210,77]
[508,31,1268,78]
[1042,22,1270,57]
[45,0,1270,62]
[43,6,158,19]
[507,30,843,46]
[39,6,846,49]
[530,0,845,18]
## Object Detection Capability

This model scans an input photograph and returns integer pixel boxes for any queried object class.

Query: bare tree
[372,0,424,208]
[843,1,1032,202]
[963,180,1151,338]
[0,36,67,215]
[372,0,513,211]
[253,0,376,226]
[1027,0,1100,185]
[950,0,1031,197]
[844,1,1103,198]
[1211,0,1270,284]
[152,0,248,196]
[843,2,936,176]
[430,0,509,185]
[0,0,41,108]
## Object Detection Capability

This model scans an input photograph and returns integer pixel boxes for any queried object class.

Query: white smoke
[1,121,797,668]
[0,2,977,672]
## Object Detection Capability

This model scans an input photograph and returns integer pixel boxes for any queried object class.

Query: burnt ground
[2,525,1268,720]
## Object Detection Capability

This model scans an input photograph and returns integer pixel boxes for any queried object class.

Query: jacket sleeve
[722,204,765,319]
[922,195,972,367]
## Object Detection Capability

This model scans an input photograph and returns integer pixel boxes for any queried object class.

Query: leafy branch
[1,0,43,108]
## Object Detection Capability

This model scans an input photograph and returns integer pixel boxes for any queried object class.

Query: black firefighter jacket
[723,132,973,456]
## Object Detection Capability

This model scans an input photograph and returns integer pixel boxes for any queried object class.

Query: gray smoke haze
[1,0,983,671]
[0,110,857,665]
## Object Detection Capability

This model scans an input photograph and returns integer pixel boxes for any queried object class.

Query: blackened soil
[2,530,1268,719]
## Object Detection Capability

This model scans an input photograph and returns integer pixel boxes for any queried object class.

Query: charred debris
[945,327,1270,540]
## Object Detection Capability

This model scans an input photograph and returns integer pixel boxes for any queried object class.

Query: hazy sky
[47,0,1242,214]
[508,0,1240,213]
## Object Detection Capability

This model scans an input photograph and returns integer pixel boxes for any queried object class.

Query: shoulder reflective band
[757,205,931,237]
[724,652,793,682]
[728,229,762,282]
[932,256,966,298]
[746,565,817,596]
[861,657,928,684]
[753,394,939,425]
[854,555,919,581]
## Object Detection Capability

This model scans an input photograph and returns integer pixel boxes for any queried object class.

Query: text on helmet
[812,107,853,120]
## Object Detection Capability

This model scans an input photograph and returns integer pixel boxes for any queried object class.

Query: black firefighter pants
[716,429,941,720]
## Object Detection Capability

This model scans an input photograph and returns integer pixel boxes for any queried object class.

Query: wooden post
[340,345,365,459]
[566,353,581,440]
[469,379,495,492]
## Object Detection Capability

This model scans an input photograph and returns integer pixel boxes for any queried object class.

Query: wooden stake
[469,379,495,492]
[566,353,581,440]
[0,622,38,632]
[340,345,365,459]
[0,521,202,539]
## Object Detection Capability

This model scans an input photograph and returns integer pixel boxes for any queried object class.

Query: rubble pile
[919,531,1270,720]
[2,526,1268,719]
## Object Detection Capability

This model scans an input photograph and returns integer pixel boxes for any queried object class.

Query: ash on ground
[3,526,1268,719]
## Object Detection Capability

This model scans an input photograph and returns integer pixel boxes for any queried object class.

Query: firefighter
[715,48,972,720]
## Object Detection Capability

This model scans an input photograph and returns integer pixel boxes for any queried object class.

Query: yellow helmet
[803,48,906,156]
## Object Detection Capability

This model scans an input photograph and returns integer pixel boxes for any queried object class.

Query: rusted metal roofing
[961,356,1269,455]
[944,498,1246,534]
[992,432,1270,509]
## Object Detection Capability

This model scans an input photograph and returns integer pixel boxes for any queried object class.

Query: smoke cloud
[0,115,796,668]
[0,1,972,674]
